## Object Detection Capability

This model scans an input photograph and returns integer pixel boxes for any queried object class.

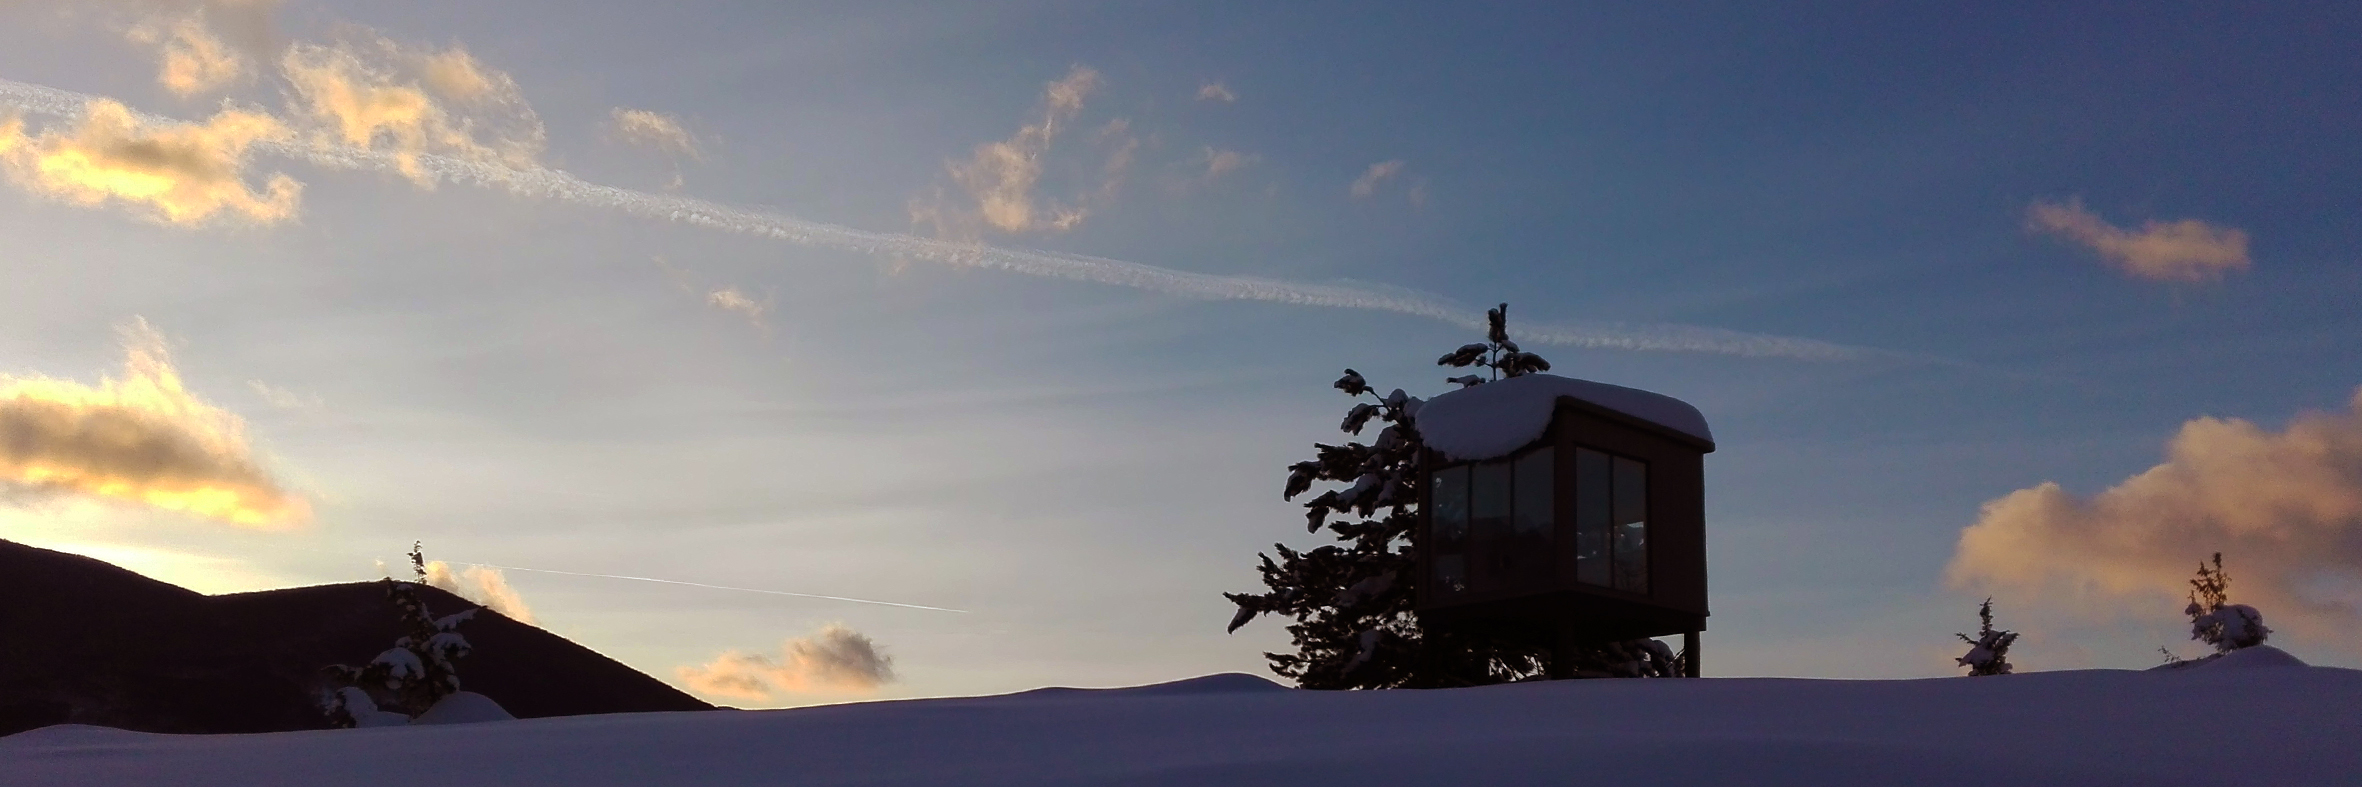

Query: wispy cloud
[706,286,769,333]
[416,47,500,101]
[653,258,770,335]
[101,1,284,57]
[608,108,699,159]
[278,31,544,184]
[915,65,1105,236]
[1348,159,1404,199]
[677,623,897,701]
[1196,82,1236,103]
[0,99,298,224]
[424,560,536,624]
[2026,198,2251,282]
[1094,118,1137,198]
[1948,388,2362,649]
[0,319,307,526]
[0,77,1876,361]
[1201,147,1250,181]
[126,12,248,97]
[245,380,321,411]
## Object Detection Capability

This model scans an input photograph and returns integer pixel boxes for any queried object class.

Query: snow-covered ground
[8,649,2357,786]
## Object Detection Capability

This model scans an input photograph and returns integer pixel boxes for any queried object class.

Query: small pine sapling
[1954,598,2018,676]
[1434,303,1552,388]
[2184,552,2270,654]
[322,543,480,726]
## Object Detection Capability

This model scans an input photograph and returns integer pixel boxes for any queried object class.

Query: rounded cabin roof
[1415,374,1713,461]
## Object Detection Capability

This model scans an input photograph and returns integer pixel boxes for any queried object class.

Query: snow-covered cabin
[1415,374,1714,676]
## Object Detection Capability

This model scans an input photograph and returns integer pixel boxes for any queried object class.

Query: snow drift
[409,692,515,726]
[8,662,2358,786]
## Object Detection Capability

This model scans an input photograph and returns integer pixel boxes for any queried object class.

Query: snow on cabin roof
[1416,374,1713,461]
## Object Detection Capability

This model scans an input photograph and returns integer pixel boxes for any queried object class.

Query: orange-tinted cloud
[0,99,298,225]
[423,560,536,624]
[126,12,249,97]
[915,66,1103,236]
[608,108,699,159]
[1196,82,1237,103]
[0,320,308,527]
[2026,199,2251,282]
[676,624,896,701]
[705,287,768,332]
[1948,388,2362,647]
[278,32,544,184]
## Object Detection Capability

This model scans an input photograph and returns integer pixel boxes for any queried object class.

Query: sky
[2,1,2359,706]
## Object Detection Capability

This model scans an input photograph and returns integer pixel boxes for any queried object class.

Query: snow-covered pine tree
[1954,598,2017,676]
[2184,552,2270,654]
[322,543,479,726]
[1226,305,1680,687]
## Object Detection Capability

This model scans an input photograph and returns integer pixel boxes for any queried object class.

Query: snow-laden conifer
[1226,305,1681,687]
[1954,598,2017,676]
[322,543,480,726]
[2185,552,2270,654]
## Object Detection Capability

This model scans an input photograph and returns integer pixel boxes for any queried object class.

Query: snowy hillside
[7,650,2358,787]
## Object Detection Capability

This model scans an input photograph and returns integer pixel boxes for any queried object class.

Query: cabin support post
[1683,630,1700,678]
[1548,623,1577,680]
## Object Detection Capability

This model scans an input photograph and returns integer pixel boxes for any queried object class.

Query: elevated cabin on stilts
[1414,374,1714,677]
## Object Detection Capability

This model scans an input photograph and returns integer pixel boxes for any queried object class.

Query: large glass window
[1430,466,1469,596]
[1432,447,1554,596]
[1574,448,1649,594]
[1507,448,1555,588]
[1468,460,1511,592]
[1613,456,1649,594]
[1575,448,1612,587]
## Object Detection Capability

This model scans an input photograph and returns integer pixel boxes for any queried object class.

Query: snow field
[6,655,2357,787]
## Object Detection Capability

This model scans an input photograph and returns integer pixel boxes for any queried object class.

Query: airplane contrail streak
[458,562,968,613]
[0,77,1871,361]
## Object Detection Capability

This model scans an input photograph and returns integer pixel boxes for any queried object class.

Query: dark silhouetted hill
[0,539,712,736]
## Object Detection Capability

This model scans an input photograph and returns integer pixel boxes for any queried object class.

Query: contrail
[0,77,1869,361]
[457,562,968,613]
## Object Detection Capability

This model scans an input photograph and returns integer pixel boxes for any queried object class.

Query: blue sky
[1,1,2358,704]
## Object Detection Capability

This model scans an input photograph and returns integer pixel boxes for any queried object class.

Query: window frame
[1427,436,1661,606]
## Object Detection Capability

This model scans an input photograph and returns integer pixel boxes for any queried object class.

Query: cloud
[0,98,298,224]
[676,623,897,701]
[2026,198,2251,282]
[1095,119,1137,196]
[119,2,283,54]
[1196,82,1236,103]
[0,78,1879,361]
[0,319,307,526]
[1201,147,1250,181]
[126,12,249,97]
[608,108,699,159]
[417,47,499,101]
[423,560,536,624]
[653,258,769,334]
[1348,159,1404,199]
[1947,387,2362,647]
[278,32,544,184]
[916,65,1105,236]
[705,286,768,332]
[245,380,320,410]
